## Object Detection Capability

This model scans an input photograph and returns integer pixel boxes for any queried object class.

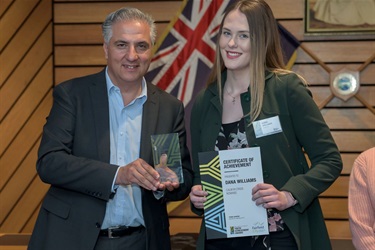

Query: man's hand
[115,158,162,191]
[155,154,180,191]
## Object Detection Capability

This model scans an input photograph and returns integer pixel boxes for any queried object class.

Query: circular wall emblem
[330,70,360,101]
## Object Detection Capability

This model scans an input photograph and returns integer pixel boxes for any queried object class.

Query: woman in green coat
[189,0,343,249]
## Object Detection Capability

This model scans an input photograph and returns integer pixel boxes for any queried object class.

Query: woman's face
[219,9,251,72]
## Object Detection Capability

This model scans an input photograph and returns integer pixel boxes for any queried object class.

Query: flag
[146,0,234,107]
[278,23,300,70]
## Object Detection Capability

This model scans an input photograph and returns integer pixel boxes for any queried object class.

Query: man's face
[103,20,152,87]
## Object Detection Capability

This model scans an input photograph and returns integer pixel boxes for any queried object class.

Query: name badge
[253,116,282,138]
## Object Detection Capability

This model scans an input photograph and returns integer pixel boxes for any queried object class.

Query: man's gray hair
[102,7,156,44]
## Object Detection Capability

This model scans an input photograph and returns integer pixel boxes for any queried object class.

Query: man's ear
[103,43,108,59]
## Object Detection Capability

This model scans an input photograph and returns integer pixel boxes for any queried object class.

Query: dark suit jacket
[28,69,193,250]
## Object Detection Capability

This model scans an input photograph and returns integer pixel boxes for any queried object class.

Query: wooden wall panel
[320,198,348,219]
[0,0,53,234]
[0,21,53,121]
[0,0,51,87]
[54,24,102,44]
[54,23,169,45]
[2,176,49,232]
[0,0,40,52]
[54,67,104,85]
[55,45,105,65]
[292,64,375,85]
[296,41,375,63]
[0,0,13,17]
[0,91,52,225]
[0,61,53,229]
[311,86,375,107]
[326,221,352,239]
[333,131,374,152]
[0,41,52,156]
[340,153,358,174]
[53,1,182,23]
[321,176,349,197]
[0,0,373,245]
[322,109,375,129]
[1,143,40,225]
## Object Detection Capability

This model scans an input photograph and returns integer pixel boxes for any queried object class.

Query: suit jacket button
[95,223,101,228]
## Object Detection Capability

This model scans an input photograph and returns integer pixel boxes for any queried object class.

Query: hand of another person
[155,154,180,191]
[116,158,162,191]
[252,183,295,211]
[190,185,208,209]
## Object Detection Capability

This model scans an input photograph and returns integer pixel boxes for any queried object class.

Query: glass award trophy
[151,133,184,183]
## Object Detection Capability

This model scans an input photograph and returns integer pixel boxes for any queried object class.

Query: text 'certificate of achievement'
[198,147,268,239]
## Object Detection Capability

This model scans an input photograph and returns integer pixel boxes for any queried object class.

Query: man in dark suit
[28,7,193,250]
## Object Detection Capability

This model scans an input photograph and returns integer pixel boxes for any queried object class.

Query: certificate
[198,147,268,239]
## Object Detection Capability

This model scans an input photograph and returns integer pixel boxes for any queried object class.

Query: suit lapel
[89,70,111,163]
[140,83,159,162]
